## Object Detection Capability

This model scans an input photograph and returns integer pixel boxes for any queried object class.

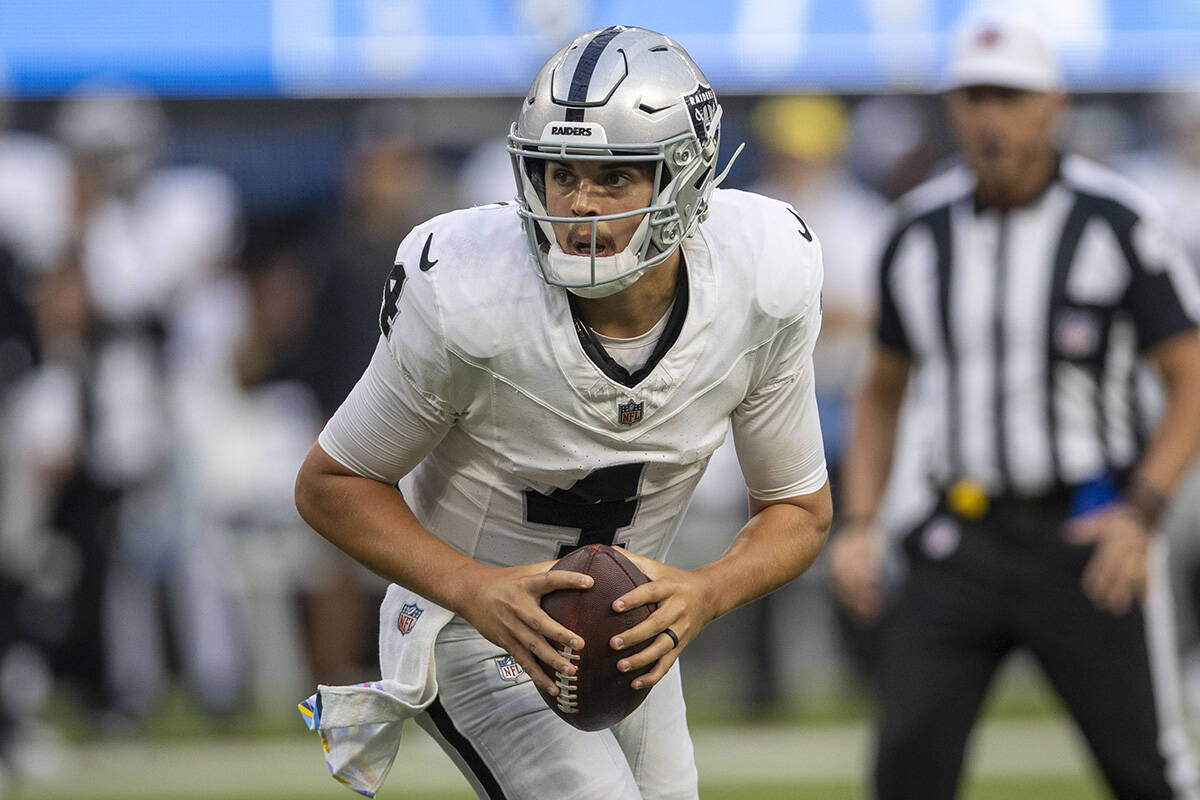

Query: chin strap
[548,242,643,298]
[690,141,745,232]
[711,141,745,190]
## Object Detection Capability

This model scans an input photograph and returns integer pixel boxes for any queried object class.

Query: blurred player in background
[294,25,831,799]
[6,84,247,724]
[0,55,74,788]
[831,11,1200,800]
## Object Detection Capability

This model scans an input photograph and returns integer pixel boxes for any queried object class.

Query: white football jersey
[319,188,827,568]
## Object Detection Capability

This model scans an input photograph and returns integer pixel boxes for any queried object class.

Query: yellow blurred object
[752,95,850,160]
[946,479,989,519]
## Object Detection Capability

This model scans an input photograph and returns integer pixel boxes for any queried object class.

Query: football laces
[553,645,581,713]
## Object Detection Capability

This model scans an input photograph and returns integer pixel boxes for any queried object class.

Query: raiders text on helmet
[508,26,736,297]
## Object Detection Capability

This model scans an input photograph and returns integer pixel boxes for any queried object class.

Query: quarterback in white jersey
[296,26,831,799]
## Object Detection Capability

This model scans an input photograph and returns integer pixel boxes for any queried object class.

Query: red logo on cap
[977,27,1002,48]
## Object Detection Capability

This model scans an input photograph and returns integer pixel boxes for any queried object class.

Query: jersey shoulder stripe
[891,163,974,224]
[1060,154,1163,221]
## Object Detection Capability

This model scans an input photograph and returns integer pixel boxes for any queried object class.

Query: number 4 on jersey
[379,262,407,338]
[525,464,646,558]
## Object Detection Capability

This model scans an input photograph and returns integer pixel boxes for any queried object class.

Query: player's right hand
[829,521,883,625]
[456,562,594,697]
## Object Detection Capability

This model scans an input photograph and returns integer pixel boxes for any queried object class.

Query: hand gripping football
[538,544,657,731]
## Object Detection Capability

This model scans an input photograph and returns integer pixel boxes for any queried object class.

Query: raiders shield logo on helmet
[684,84,718,146]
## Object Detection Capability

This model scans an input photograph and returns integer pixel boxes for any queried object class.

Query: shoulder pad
[383,204,547,362]
[705,189,823,320]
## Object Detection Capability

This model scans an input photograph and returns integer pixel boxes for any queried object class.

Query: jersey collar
[543,230,719,434]
[567,259,690,389]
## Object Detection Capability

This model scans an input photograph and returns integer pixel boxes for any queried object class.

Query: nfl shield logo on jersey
[397,601,424,635]
[1054,309,1101,360]
[494,655,525,682]
[618,399,644,426]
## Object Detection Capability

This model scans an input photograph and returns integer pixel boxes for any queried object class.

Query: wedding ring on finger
[663,628,680,649]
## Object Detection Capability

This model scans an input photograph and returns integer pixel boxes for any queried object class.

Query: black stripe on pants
[426,696,509,799]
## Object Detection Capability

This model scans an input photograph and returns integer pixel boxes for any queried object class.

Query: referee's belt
[941,476,1119,521]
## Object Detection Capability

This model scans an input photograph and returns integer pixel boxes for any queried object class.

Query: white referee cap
[948,13,1063,92]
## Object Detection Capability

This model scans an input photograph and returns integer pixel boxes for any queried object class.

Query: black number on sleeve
[524,463,646,558]
[379,262,407,338]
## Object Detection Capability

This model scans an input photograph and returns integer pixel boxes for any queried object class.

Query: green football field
[20,777,1102,800]
[705,779,1101,800]
[3,666,1132,800]
[14,714,1108,800]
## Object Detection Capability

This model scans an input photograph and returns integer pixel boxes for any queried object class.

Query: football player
[295,25,831,799]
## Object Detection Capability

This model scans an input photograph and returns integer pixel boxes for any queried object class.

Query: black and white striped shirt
[878,154,1200,497]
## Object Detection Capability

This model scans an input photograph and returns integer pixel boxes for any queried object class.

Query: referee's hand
[1065,505,1150,615]
[830,521,883,625]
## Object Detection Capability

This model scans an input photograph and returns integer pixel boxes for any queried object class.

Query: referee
[830,12,1200,800]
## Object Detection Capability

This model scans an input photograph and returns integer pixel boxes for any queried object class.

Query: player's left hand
[1064,504,1150,615]
[606,548,717,690]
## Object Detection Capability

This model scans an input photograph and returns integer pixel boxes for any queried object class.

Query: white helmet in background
[54,84,166,194]
[508,26,732,297]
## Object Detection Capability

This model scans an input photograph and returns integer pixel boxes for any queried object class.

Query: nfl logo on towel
[618,399,644,425]
[494,655,525,682]
[397,601,424,635]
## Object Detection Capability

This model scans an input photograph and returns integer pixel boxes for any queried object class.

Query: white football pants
[415,617,699,799]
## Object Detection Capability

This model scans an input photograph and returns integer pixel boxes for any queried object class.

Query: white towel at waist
[299,584,454,798]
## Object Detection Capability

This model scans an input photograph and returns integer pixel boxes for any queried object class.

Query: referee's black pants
[874,498,1198,800]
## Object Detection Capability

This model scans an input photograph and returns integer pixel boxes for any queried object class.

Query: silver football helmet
[508,26,735,297]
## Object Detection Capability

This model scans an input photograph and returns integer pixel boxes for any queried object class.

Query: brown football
[538,544,657,731]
